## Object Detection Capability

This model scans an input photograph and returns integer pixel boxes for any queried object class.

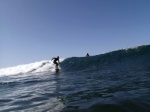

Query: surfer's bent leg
[54,61,58,69]
[56,62,58,69]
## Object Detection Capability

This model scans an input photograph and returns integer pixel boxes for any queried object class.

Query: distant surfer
[86,53,90,57]
[51,56,60,70]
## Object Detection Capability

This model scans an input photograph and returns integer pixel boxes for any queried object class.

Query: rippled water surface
[0,66,149,112]
[0,45,150,112]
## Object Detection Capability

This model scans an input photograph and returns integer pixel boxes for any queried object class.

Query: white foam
[0,59,64,77]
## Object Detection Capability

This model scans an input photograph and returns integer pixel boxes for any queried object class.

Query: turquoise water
[0,45,150,112]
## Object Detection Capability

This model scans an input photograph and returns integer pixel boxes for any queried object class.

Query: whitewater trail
[0,59,64,76]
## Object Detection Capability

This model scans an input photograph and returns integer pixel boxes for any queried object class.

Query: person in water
[86,53,90,57]
[51,56,60,69]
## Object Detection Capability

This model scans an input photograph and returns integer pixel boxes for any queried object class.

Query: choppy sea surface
[0,45,150,112]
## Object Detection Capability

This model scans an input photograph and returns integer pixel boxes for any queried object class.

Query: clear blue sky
[0,0,150,68]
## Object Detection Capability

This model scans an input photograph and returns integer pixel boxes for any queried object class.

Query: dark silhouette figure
[86,53,90,57]
[52,56,60,69]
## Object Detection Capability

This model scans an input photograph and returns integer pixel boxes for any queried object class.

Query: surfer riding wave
[51,56,60,69]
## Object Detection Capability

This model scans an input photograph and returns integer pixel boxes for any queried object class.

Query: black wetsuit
[52,57,59,68]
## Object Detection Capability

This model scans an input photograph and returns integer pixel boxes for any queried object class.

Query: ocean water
[0,45,150,112]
